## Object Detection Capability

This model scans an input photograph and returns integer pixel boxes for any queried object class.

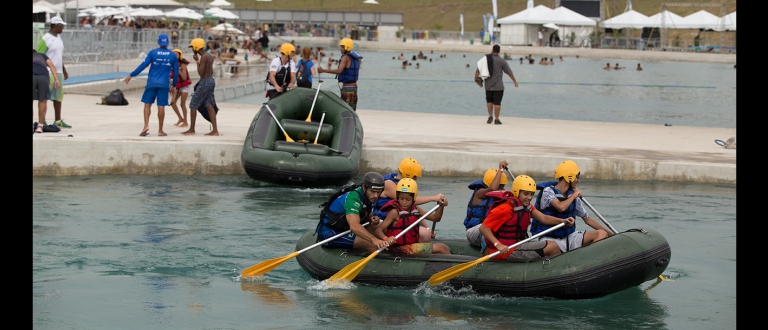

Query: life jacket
[266,59,291,87]
[531,184,576,238]
[482,190,531,259]
[315,184,370,233]
[337,52,362,84]
[463,180,498,230]
[372,172,399,219]
[381,200,421,245]
[170,59,191,89]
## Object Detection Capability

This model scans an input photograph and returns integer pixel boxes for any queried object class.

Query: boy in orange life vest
[479,175,574,260]
[375,178,451,255]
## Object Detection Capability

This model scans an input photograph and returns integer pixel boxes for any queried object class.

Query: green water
[32,174,735,329]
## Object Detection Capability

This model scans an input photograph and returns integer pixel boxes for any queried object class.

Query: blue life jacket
[531,183,576,238]
[463,180,497,230]
[337,52,362,84]
[316,184,369,233]
[372,172,399,219]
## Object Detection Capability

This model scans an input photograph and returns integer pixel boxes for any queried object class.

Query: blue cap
[158,34,169,46]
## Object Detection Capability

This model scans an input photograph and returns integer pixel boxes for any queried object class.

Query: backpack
[265,61,291,88]
[103,89,128,106]
[296,60,310,85]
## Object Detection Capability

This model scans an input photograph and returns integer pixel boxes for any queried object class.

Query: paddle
[241,222,372,278]
[313,112,326,144]
[305,79,323,122]
[326,203,442,285]
[263,103,294,142]
[428,222,566,287]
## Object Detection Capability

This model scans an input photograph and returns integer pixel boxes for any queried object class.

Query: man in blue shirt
[123,34,179,137]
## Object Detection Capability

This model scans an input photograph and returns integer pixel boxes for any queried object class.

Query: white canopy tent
[205,7,239,20]
[647,10,685,29]
[63,0,183,7]
[164,8,204,20]
[497,5,554,45]
[549,6,596,46]
[33,5,60,14]
[209,0,233,7]
[716,11,736,31]
[209,22,244,36]
[497,5,595,46]
[33,1,64,13]
[601,10,651,29]
[677,10,721,30]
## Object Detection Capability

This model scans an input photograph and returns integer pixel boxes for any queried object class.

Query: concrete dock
[32,43,736,184]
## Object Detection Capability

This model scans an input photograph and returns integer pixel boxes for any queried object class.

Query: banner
[492,0,498,20]
[460,14,464,39]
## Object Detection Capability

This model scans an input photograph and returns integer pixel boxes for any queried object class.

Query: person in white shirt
[266,43,297,100]
[36,16,70,128]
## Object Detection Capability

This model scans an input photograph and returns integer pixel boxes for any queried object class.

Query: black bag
[296,59,310,85]
[265,62,290,88]
[104,89,128,106]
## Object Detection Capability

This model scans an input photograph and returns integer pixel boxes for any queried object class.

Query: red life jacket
[171,60,192,89]
[483,190,531,259]
[381,199,421,245]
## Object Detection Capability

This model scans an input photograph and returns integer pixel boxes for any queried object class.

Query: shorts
[466,224,483,247]
[340,85,358,110]
[481,239,548,260]
[49,72,64,102]
[141,87,170,106]
[539,231,586,253]
[33,74,50,101]
[485,90,504,105]
[177,84,191,94]
[318,224,356,250]
[387,242,433,255]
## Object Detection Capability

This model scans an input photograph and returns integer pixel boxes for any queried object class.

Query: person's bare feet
[158,131,167,136]
[205,131,219,136]
[178,122,188,127]
[181,130,195,135]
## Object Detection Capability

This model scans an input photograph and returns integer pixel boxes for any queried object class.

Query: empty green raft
[296,228,671,299]
[241,88,364,186]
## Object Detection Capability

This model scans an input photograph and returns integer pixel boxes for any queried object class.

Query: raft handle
[657,257,670,266]
[393,257,402,263]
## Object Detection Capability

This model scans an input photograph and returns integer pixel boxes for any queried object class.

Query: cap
[50,17,67,26]
[158,34,169,47]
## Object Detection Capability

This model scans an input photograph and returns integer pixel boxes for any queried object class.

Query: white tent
[209,0,233,7]
[677,10,721,30]
[33,1,64,13]
[549,6,596,46]
[647,10,684,28]
[165,8,204,20]
[206,7,239,20]
[716,11,736,31]
[601,10,651,29]
[550,6,596,26]
[496,5,553,45]
[63,0,183,7]
[33,5,59,14]
[209,22,244,36]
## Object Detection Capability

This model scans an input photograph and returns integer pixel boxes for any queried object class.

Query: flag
[492,0,498,20]
[460,14,464,39]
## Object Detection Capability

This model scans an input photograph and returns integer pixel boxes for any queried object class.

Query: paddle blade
[428,255,492,286]
[327,250,380,284]
[284,134,295,143]
[241,251,299,278]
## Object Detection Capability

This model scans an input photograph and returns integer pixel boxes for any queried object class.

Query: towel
[476,55,490,81]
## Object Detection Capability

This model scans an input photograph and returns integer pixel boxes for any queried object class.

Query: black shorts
[485,90,504,105]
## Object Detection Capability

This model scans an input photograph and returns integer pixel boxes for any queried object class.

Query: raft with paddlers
[293,226,671,299]
[240,87,363,186]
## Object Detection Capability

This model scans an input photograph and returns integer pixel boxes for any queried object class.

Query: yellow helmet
[482,168,509,186]
[189,38,205,52]
[396,178,418,199]
[280,43,295,56]
[554,160,580,183]
[511,175,536,198]
[172,48,183,60]
[339,38,354,51]
[398,157,423,179]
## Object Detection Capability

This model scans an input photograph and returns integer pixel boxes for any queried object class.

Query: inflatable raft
[241,88,363,186]
[296,228,671,299]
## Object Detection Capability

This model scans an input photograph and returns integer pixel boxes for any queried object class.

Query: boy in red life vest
[375,178,451,255]
[479,175,574,260]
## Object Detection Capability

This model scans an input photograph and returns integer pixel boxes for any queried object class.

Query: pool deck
[32,43,736,183]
